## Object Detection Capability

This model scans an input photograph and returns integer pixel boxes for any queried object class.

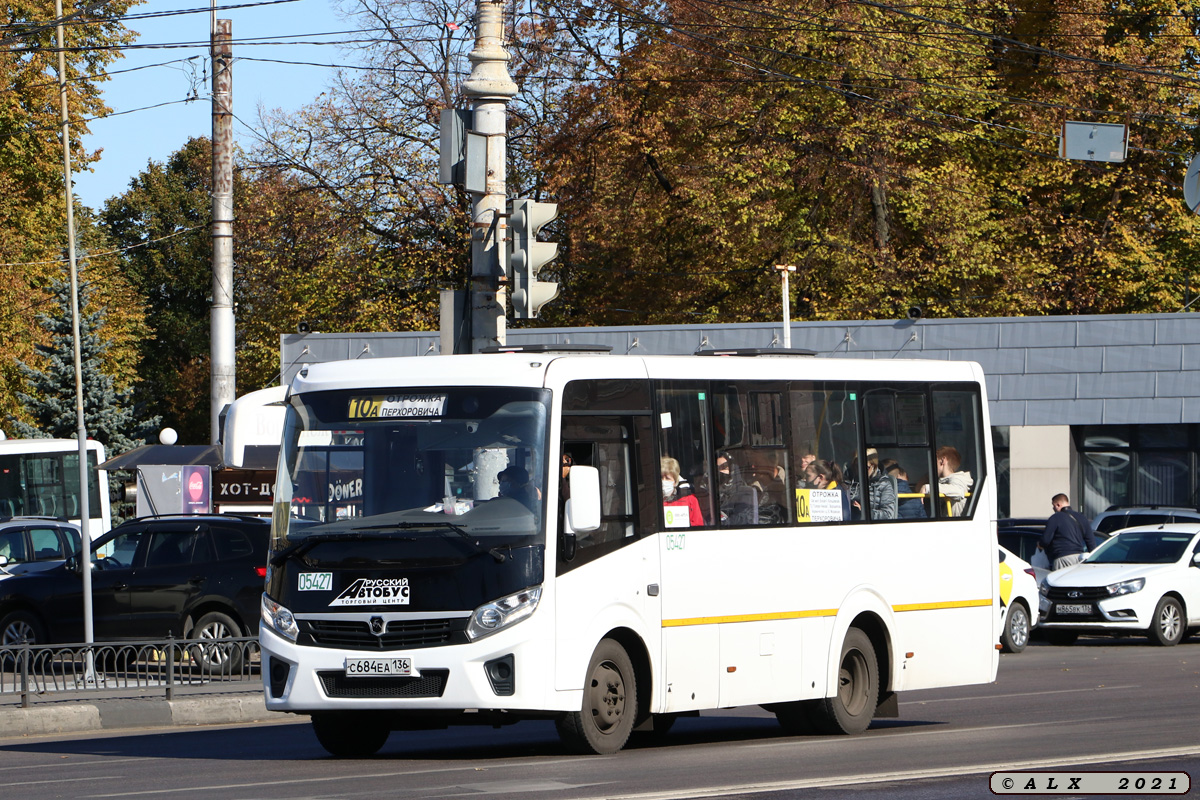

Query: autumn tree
[0,0,139,418]
[539,0,1200,323]
[101,137,213,443]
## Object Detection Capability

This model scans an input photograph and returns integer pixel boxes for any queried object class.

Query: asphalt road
[3,637,1200,800]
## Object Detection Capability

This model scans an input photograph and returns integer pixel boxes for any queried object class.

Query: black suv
[0,514,269,652]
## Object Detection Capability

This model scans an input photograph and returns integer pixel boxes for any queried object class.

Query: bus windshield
[272,387,551,557]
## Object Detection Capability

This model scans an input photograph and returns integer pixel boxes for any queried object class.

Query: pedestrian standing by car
[1039,493,1096,570]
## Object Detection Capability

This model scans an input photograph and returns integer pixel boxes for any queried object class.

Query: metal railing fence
[0,636,260,707]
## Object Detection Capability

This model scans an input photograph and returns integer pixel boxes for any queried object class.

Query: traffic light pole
[462,0,517,353]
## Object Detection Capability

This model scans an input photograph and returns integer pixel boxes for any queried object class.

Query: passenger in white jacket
[922,445,973,517]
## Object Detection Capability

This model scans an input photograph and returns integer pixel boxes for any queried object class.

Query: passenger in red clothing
[661,456,705,527]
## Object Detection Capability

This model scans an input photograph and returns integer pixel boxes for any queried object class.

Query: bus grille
[300,618,467,650]
[317,669,449,699]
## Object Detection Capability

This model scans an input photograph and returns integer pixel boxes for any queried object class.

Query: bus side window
[790,384,859,525]
[931,388,986,519]
[713,383,790,527]
[655,384,714,528]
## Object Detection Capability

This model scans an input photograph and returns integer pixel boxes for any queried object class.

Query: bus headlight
[467,586,542,641]
[262,593,299,642]
[1106,578,1144,597]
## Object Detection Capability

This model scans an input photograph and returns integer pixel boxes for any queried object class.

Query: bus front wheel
[556,638,637,754]
[311,712,390,758]
[809,628,879,735]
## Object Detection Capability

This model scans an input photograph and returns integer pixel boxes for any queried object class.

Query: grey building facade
[279,313,1200,520]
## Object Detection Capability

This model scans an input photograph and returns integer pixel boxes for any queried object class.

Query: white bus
[259,347,998,756]
[0,437,111,541]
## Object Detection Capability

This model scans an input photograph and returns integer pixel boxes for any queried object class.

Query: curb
[0,694,278,738]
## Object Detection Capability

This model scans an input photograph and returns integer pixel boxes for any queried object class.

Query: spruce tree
[9,275,160,502]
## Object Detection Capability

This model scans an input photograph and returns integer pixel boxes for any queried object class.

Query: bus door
[555,414,660,693]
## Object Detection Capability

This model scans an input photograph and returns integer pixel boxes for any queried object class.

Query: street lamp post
[775,264,797,348]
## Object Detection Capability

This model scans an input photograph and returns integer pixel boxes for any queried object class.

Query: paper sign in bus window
[796,488,844,523]
[664,504,690,528]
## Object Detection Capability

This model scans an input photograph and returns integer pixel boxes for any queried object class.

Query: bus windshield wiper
[270,531,408,566]
[271,523,508,565]
[356,521,509,563]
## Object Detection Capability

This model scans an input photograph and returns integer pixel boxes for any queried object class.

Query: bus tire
[556,638,637,754]
[311,712,390,757]
[809,628,879,735]
[1000,600,1031,653]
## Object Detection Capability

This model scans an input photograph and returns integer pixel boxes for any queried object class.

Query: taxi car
[999,545,1039,653]
[1040,524,1200,646]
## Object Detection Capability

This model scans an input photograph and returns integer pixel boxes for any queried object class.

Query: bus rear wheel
[809,628,879,735]
[311,712,390,757]
[556,638,637,754]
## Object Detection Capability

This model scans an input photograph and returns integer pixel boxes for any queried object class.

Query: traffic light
[509,197,560,319]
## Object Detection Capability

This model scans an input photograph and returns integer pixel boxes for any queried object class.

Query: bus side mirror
[567,466,601,534]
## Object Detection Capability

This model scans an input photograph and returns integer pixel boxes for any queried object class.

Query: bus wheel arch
[606,627,654,731]
[556,630,647,754]
[812,611,892,735]
[810,626,880,735]
[841,611,892,700]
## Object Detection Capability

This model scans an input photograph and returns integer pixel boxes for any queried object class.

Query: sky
[74,0,350,210]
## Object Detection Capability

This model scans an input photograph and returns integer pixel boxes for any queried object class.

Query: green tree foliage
[101,137,213,443]
[0,1,138,417]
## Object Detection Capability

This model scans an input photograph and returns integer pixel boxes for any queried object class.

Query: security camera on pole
[461,0,518,353]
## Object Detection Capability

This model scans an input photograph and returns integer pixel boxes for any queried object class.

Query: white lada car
[1040,524,1200,646]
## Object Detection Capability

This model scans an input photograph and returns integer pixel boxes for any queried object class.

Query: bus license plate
[345,657,415,677]
[1057,603,1092,615]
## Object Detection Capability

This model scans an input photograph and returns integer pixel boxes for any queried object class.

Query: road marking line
[83,757,607,797]
[563,745,1200,800]
[904,684,1141,703]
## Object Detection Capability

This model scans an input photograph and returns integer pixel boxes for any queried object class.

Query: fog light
[484,654,515,696]
[268,656,292,698]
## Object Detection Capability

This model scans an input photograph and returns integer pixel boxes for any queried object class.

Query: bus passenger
[662,457,705,527]
[716,451,756,526]
[921,446,973,516]
[851,449,896,520]
[804,459,851,521]
[886,463,927,518]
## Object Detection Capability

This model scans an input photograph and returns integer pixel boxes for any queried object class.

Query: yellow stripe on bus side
[892,598,993,612]
[661,598,992,628]
[662,609,838,627]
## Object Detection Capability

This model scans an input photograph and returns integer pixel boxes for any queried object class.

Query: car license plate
[344,657,416,677]
[1057,603,1092,615]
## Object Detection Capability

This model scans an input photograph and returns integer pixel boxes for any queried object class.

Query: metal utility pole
[210,20,235,443]
[462,0,517,353]
[775,264,796,348]
[55,0,94,656]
